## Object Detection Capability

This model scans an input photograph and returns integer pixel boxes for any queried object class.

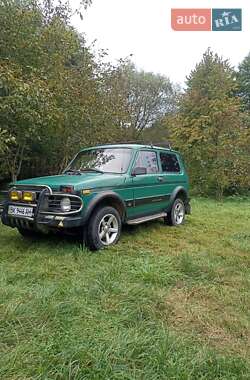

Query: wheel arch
[83,192,126,223]
[169,186,189,211]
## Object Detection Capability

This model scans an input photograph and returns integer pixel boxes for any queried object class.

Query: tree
[171,49,249,198]
[0,0,101,179]
[237,53,250,111]
[109,62,176,139]
[0,1,179,182]
[0,61,59,181]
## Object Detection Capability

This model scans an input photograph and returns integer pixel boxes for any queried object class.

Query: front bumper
[1,206,84,230]
[36,214,83,229]
[1,188,84,231]
[1,206,85,231]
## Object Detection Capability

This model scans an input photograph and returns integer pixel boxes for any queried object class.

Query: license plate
[8,205,33,218]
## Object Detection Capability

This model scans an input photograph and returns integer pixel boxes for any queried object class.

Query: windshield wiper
[80,168,104,174]
[65,168,104,175]
[64,169,82,175]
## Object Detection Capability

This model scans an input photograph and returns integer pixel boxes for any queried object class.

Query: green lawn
[0,198,249,380]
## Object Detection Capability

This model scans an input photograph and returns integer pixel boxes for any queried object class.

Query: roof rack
[94,141,172,149]
[150,141,172,149]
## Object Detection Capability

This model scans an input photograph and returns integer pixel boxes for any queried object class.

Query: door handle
[157,176,164,182]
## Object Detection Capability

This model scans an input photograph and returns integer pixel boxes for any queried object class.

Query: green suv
[1,144,190,250]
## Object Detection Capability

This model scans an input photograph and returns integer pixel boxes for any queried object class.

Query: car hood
[14,173,126,191]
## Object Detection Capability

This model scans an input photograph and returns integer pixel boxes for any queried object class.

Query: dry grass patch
[164,285,250,357]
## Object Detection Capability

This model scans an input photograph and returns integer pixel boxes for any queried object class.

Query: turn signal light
[22,191,35,202]
[82,189,91,195]
[9,190,22,201]
[60,186,74,194]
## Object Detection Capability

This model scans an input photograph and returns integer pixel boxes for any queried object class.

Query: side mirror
[131,167,147,176]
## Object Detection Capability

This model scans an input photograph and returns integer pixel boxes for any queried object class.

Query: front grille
[46,195,82,213]
[7,185,82,215]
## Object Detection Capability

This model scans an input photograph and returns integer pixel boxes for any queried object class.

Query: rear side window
[134,151,159,174]
[160,152,181,173]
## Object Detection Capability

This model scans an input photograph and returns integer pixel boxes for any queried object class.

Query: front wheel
[164,198,185,226]
[86,206,122,251]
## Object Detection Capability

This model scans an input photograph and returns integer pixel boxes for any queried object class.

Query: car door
[158,151,184,205]
[128,149,168,218]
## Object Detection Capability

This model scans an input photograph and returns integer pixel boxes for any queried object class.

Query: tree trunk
[11,143,25,182]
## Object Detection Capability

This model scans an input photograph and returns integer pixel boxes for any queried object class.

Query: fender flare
[82,191,126,223]
[168,186,188,211]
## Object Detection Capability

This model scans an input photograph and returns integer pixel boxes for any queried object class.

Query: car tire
[86,206,122,251]
[164,198,185,226]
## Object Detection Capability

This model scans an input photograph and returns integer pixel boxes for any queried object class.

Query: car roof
[79,144,180,154]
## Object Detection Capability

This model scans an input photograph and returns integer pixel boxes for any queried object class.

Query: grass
[0,198,249,380]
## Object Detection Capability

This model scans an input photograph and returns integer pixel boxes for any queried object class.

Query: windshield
[66,148,132,174]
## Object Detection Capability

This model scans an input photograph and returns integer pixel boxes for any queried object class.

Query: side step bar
[127,212,167,225]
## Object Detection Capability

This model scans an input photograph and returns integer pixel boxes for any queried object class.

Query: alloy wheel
[173,201,185,225]
[98,213,119,246]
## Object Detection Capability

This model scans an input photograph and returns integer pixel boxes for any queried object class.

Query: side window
[134,151,159,174]
[160,152,181,173]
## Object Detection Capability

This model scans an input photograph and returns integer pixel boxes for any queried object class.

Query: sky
[72,0,250,86]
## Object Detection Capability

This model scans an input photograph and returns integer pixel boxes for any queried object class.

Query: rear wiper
[80,168,104,174]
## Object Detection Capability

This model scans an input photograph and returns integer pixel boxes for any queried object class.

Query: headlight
[60,197,71,212]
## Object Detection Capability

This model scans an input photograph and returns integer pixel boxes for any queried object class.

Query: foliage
[111,62,176,139]
[0,198,250,378]
[0,61,59,181]
[237,52,250,111]
[0,1,249,196]
[0,0,175,181]
[142,114,175,145]
[170,49,250,198]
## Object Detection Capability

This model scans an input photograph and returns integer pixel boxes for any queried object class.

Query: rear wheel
[165,198,185,226]
[86,206,122,251]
